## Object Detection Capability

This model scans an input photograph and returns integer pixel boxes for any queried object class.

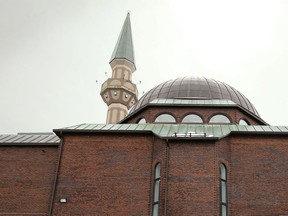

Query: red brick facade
[0,146,58,215]
[52,134,155,215]
[1,107,288,215]
[124,106,263,125]
[1,131,288,215]
[229,135,288,215]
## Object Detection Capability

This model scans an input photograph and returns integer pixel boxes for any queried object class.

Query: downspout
[164,139,170,216]
[48,131,64,216]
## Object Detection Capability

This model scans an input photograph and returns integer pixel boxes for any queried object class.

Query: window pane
[155,163,161,179]
[220,164,226,180]
[154,180,160,202]
[221,205,227,216]
[182,114,203,123]
[153,204,159,216]
[221,181,227,203]
[239,119,249,125]
[209,115,230,123]
[155,114,176,123]
[138,118,147,124]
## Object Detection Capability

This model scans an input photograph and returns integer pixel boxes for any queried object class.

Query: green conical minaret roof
[110,13,135,65]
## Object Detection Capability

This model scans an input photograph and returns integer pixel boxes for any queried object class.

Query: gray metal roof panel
[252,125,265,132]
[39,135,56,143]
[5,135,26,143]
[127,124,138,130]
[0,134,60,145]
[151,124,163,135]
[158,124,171,137]
[0,135,11,141]
[277,126,288,132]
[271,126,281,132]
[84,124,98,130]
[13,135,33,143]
[220,125,231,136]
[142,124,155,131]
[118,124,131,130]
[0,135,18,143]
[134,124,147,131]
[110,124,123,130]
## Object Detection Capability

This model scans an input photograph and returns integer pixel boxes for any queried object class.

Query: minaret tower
[100,13,138,123]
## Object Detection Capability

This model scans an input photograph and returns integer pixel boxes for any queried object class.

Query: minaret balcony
[100,78,138,109]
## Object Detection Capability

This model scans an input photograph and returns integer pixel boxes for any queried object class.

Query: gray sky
[1,0,288,134]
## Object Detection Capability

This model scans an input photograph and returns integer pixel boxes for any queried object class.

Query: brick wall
[0,146,58,215]
[52,133,155,215]
[151,138,167,215]
[229,135,288,215]
[166,140,216,215]
[49,131,288,215]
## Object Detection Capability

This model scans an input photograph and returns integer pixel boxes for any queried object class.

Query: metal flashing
[54,124,288,140]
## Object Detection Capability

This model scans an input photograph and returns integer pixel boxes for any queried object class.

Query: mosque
[1,13,288,215]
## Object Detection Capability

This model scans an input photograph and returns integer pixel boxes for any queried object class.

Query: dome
[130,76,259,116]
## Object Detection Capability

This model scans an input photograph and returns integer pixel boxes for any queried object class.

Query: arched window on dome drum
[154,114,176,123]
[209,114,231,124]
[152,163,161,216]
[137,118,147,124]
[182,114,203,123]
[220,163,228,216]
[239,119,249,125]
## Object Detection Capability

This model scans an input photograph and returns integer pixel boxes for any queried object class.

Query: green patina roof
[110,13,135,65]
[54,123,288,140]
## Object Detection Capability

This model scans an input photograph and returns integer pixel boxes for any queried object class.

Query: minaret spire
[100,13,138,124]
[110,12,135,66]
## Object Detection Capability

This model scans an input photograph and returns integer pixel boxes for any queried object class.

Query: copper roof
[130,77,259,116]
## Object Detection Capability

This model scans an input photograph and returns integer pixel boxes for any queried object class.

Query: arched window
[209,114,231,124]
[137,118,147,124]
[220,163,228,216]
[239,119,249,125]
[182,114,203,123]
[152,163,161,216]
[155,114,176,123]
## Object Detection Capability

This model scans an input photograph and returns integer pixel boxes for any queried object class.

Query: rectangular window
[152,163,161,216]
[220,163,228,216]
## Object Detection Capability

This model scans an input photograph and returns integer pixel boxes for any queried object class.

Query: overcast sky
[1,0,288,134]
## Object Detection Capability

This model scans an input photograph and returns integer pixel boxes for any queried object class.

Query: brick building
[1,13,288,216]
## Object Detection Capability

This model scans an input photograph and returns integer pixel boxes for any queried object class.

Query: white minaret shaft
[100,13,138,123]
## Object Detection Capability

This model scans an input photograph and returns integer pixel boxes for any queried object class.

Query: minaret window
[182,114,203,123]
[155,114,176,123]
[152,163,161,216]
[220,163,228,216]
[209,114,231,124]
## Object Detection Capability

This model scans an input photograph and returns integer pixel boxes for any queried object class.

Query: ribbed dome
[130,77,259,116]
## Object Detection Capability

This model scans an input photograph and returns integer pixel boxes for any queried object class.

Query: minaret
[100,13,138,124]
